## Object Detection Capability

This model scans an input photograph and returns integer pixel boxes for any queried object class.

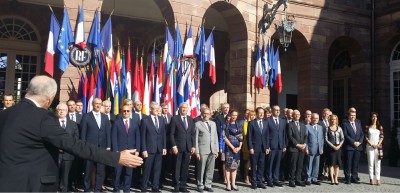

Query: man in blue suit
[306,113,324,185]
[141,102,167,192]
[342,110,364,184]
[265,105,286,187]
[80,98,112,192]
[112,104,140,192]
[247,107,269,189]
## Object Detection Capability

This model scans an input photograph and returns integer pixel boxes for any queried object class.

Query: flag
[78,73,85,99]
[100,16,113,69]
[268,41,276,88]
[188,66,197,118]
[148,47,156,102]
[82,73,88,113]
[44,13,60,77]
[254,43,264,88]
[132,49,140,102]
[274,48,282,93]
[174,22,183,68]
[113,77,120,115]
[57,8,74,72]
[205,32,216,84]
[139,53,145,103]
[177,63,190,107]
[87,72,95,112]
[263,41,270,87]
[154,53,163,104]
[183,23,194,58]
[88,9,100,69]
[75,3,86,49]
[119,52,127,102]
[126,44,132,99]
[194,25,205,78]
[142,73,150,115]
[96,56,105,99]
[162,64,175,115]
[163,27,174,74]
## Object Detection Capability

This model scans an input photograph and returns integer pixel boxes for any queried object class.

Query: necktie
[296,121,300,132]
[71,113,75,122]
[125,120,129,134]
[275,118,278,127]
[164,115,168,124]
[205,121,211,132]
[351,122,356,133]
[61,120,66,129]
[183,116,188,130]
[259,120,263,131]
[96,113,101,128]
[325,119,329,127]
[154,116,159,131]
[313,125,317,131]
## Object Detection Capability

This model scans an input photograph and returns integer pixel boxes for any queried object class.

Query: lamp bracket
[259,0,288,35]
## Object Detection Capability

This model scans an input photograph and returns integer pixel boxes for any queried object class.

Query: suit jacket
[169,115,196,152]
[67,112,82,124]
[306,124,324,155]
[194,115,203,123]
[247,119,269,153]
[0,99,119,192]
[141,115,166,153]
[112,117,140,152]
[214,114,226,135]
[286,121,308,152]
[266,116,287,150]
[341,119,364,151]
[195,120,219,155]
[81,112,111,149]
[59,119,79,160]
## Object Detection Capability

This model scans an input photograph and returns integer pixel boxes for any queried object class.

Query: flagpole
[48,4,54,13]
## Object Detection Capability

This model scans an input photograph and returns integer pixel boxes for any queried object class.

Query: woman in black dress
[325,114,344,185]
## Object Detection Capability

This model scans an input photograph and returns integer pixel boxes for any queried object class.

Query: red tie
[125,120,129,134]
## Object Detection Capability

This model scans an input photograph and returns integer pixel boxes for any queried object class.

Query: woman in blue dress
[223,109,243,191]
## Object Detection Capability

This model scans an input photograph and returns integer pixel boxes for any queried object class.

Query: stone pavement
[104,162,400,192]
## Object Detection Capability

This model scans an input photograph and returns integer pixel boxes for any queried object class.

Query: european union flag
[57,8,74,72]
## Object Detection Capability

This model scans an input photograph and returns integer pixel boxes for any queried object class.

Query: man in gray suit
[195,107,219,192]
[305,113,324,185]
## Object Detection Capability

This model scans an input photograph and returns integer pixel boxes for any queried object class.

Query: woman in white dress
[364,112,384,185]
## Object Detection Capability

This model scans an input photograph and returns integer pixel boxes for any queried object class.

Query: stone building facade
[0,0,399,133]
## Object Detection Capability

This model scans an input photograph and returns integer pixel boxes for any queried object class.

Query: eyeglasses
[122,110,130,112]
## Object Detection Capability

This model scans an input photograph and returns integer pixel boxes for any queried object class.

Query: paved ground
[98,161,400,192]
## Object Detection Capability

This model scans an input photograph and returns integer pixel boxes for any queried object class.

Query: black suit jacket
[266,117,287,150]
[141,115,166,153]
[59,119,79,160]
[0,99,119,192]
[247,119,269,153]
[112,117,140,151]
[81,112,111,149]
[67,112,83,124]
[341,119,364,151]
[286,121,308,152]
[169,115,196,152]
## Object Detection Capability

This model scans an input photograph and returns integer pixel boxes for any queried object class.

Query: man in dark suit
[67,99,83,124]
[112,104,141,192]
[76,100,84,115]
[169,102,196,192]
[0,75,142,192]
[141,102,167,192]
[80,97,112,192]
[342,110,364,184]
[102,100,117,187]
[318,108,330,180]
[265,105,287,187]
[160,103,172,187]
[103,100,117,124]
[247,107,269,189]
[56,103,79,192]
[133,100,147,121]
[1,93,14,110]
[286,110,308,187]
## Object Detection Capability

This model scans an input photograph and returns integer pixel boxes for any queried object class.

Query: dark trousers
[159,154,169,186]
[142,153,163,189]
[250,151,265,185]
[84,160,105,192]
[267,149,282,183]
[59,159,73,192]
[114,165,133,192]
[288,151,305,182]
[173,151,191,188]
[344,150,361,181]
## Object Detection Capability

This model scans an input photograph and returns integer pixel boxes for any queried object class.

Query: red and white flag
[75,4,86,49]
[44,13,60,77]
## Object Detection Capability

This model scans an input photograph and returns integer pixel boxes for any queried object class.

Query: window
[390,42,400,128]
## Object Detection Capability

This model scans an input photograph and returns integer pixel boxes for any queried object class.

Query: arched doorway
[390,41,400,128]
[202,1,248,111]
[0,16,41,103]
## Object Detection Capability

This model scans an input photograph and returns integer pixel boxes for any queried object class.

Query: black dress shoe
[296,181,306,187]
[173,187,180,192]
[273,181,283,187]
[351,179,360,184]
[180,187,189,192]
[312,181,321,185]
[267,182,274,187]
[305,181,311,185]
[152,188,161,192]
[345,180,351,184]
[251,184,257,189]
[197,188,204,192]
[289,181,296,187]
[204,187,214,192]
[257,184,266,189]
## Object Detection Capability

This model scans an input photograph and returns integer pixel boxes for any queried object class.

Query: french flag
[75,4,86,49]
[254,43,264,89]
[274,48,282,93]
[205,32,216,84]
[183,24,194,58]
[44,13,60,77]
[177,63,190,107]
